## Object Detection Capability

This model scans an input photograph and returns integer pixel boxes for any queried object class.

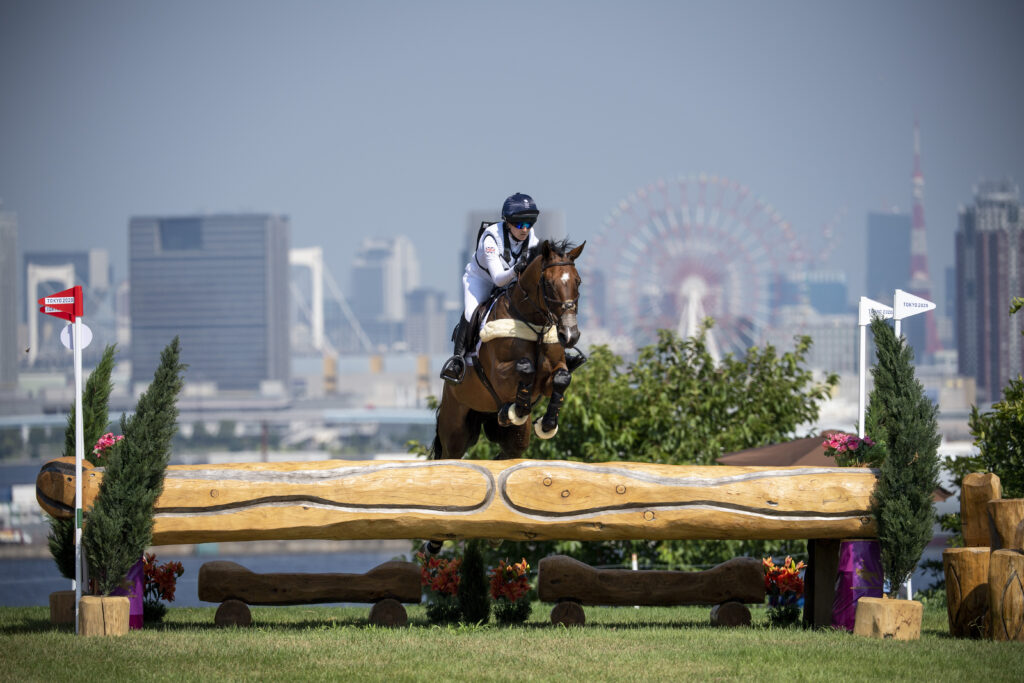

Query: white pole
[894,319,901,340]
[857,297,894,440]
[858,324,866,439]
[73,315,84,634]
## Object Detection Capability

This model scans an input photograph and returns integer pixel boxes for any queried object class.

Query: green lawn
[1,603,1020,682]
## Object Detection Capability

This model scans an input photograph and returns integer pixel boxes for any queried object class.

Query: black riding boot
[440,317,469,384]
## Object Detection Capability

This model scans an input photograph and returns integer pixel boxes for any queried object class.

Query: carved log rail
[36,457,878,546]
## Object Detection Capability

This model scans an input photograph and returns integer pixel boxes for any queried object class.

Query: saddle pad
[479,318,559,344]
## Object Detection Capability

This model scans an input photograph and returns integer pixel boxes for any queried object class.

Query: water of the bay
[1,550,411,608]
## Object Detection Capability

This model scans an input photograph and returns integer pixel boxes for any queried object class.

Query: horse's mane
[526,238,578,264]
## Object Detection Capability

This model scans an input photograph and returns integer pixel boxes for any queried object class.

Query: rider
[439,192,540,384]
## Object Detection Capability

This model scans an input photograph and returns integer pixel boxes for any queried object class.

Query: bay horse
[430,239,585,461]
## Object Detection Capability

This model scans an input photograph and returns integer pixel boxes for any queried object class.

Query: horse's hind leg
[535,368,571,439]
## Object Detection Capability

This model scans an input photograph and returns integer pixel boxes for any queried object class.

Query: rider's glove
[513,260,528,275]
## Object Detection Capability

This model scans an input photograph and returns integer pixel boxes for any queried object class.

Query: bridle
[509,259,579,332]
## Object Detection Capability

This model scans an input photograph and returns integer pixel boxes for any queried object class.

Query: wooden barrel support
[961,472,1001,547]
[988,549,1024,642]
[37,457,878,545]
[942,547,990,638]
[988,500,1024,552]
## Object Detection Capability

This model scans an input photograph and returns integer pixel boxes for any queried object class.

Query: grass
[1,602,1020,682]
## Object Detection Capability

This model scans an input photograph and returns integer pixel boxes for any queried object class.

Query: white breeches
[463,272,494,322]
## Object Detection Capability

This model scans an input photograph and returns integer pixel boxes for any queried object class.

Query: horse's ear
[568,241,585,261]
[540,240,553,259]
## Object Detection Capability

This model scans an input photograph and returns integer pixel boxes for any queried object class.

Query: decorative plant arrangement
[142,553,185,623]
[763,556,806,627]
[864,317,940,599]
[489,558,532,625]
[417,550,462,625]
[822,432,878,467]
[83,337,186,596]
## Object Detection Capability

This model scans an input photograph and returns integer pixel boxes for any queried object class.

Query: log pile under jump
[37,457,878,545]
[537,555,764,627]
[198,560,421,627]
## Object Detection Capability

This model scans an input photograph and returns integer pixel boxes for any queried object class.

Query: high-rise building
[865,211,911,304]
[955,180,1023,403]
[129,214,290,392]
[404,287,449,355]
[350,236,420,348]
[0,207,17,389]
[904,121,941,359]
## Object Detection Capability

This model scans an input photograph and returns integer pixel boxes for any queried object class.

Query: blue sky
[2,0,1022,306]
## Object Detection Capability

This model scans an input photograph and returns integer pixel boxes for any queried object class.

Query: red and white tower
[908,119,942,356]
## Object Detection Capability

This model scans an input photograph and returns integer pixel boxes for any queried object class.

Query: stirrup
[439,355,466,384]
[565,348,587,373]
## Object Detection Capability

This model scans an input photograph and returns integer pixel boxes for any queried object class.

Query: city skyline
[2,2,1023,310]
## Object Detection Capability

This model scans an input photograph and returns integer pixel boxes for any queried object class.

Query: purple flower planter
[111,557,144,629]
[831,539,883,632]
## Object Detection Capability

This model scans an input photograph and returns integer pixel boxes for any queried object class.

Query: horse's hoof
[509,404,529,426]
[421,540,443,556]
[487,538,503,550]
[534,418,558,439]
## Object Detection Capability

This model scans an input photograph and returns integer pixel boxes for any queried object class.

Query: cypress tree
[84,337,185,595]
[865,318,940,598]
[457,539,490,624]
[47,344,118,580]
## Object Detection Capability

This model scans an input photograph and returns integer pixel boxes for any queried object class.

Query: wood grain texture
[988,500,1024,552]
[78,596,129,637]
[37,457,878,545]
[942,547,990,639]
[852,597,923,641]
[197,560,421,605]
[988,550,1024,642]
[537,555,764,606]
[961,472,1001,547]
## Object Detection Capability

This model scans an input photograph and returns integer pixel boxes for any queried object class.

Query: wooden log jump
[197,560,421,627]
[36,457,878,545]
[537,555,764,627]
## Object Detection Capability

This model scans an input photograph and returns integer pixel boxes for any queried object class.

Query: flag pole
[73,314,84,634]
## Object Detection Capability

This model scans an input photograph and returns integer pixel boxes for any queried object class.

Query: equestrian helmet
[501,193,540,222]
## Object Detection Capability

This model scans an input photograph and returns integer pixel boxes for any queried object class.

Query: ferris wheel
[585,174,814,358]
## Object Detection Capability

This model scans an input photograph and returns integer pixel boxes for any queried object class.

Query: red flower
[489,558,531,602]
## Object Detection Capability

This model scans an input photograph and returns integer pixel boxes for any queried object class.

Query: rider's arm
[480,235,517,287]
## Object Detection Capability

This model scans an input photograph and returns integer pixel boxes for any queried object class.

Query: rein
[508,260,578,333]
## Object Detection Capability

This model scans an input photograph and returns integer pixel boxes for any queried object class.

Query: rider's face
[507,221,532,241]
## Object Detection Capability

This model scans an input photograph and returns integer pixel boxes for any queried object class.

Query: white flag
[859,296,894,326]
[893,289,936,320]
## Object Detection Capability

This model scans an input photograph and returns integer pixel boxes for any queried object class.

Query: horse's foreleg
[534,368,571,439]
[498,357,534,427]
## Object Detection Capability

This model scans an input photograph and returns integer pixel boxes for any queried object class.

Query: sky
[2,0,1023,309]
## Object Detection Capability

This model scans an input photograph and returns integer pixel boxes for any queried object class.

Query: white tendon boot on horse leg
[506,402,529,426]
[534,417,558,439]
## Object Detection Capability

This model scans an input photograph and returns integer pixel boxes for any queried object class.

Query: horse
[430,238,585,462]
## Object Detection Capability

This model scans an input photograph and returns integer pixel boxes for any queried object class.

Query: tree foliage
[445,321,836,569]
[945,296,1024,501]
[47,344,118,581]
[84,338,185,594]
[457,539,490,624]
[865,317,940,597]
